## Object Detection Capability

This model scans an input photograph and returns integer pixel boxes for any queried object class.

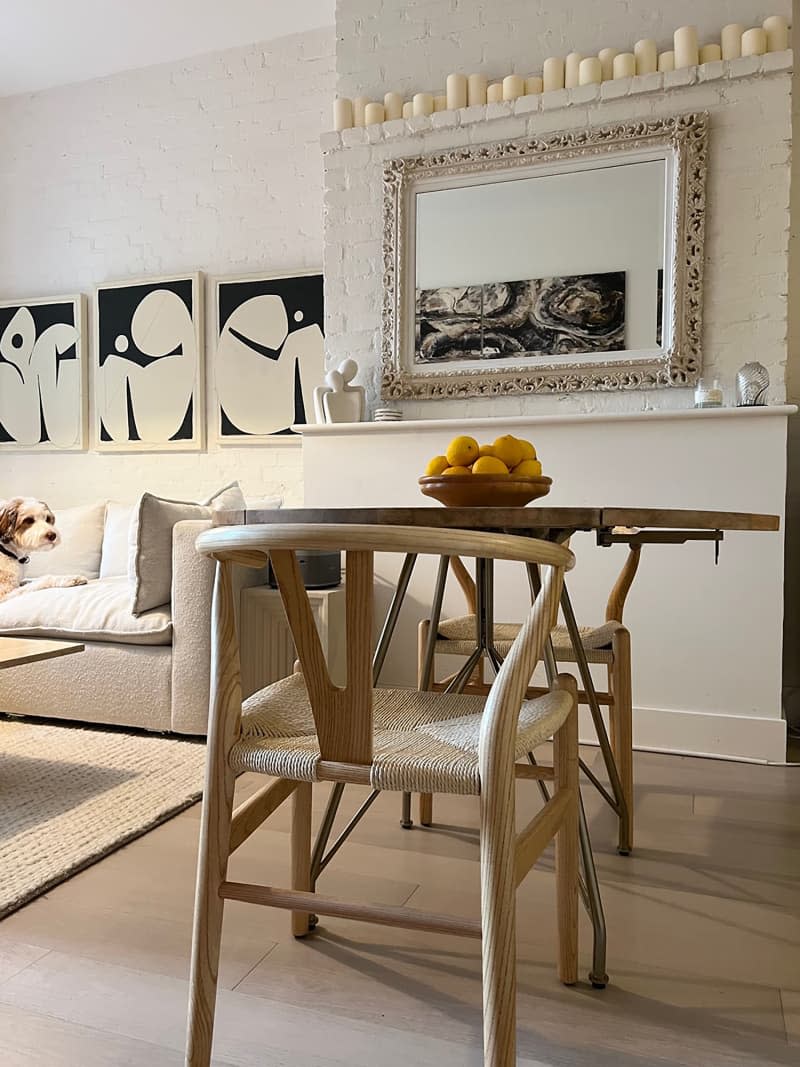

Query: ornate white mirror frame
[381,112,708,400]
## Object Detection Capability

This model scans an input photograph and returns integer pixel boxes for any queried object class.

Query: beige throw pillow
[25,502,106,580]
[129,493,210,615]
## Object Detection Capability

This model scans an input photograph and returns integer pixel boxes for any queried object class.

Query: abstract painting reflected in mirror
[415,272,625,364]
[95,274,203,451]
[0,295,86,450]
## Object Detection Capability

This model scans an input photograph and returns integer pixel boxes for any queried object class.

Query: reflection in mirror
[415,159,667,368]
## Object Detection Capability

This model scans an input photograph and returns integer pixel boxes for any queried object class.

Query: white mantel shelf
[295,404,797,436]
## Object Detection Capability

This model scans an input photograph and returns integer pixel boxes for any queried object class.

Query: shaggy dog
[0,497,87,602]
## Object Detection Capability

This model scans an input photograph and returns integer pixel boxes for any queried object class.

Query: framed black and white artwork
[213,270,325,443]
[94,273,204,451]
[0,294,86,451]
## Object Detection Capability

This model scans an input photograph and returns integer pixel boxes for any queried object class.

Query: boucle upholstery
[231,673,571,795]
[435,616,622,665]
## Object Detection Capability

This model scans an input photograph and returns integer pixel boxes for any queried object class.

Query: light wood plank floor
[0,744,798,1066]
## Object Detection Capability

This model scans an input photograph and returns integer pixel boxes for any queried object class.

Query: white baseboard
[578,704,787,763]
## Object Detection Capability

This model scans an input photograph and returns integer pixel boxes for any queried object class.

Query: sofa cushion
[99,503,134,578]
[129,493,210,615]
[25,502,106,581]
[0,576,172,646]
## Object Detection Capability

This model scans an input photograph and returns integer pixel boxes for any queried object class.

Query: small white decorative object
[674,26,699,69]
[542,56,565,91]
[525,75,543,95]
[694,377,723,409]
[634,38,658,74]
[578,57,602,85]
[364,102,385,125]
[741,27,767,56]
[721,23,744,59]
[467,73,488,105]
[373,407,402,422]
[564,52,583,89]
[598,47,617,80]
[384,91,404,120]
[736,362,769,406]
[486,82,503,103]
[433,94,448,112]
[332,98,353,131]
[502,74,525,101]
[314,359,365,424]
[402,101,413,119]
[413,92,434,116]
[699,43,722,63]
[352,96,369,127]
[613,52,636,78]
[446,73,468,110]
[658,50,676,72]
[763,15,789,52]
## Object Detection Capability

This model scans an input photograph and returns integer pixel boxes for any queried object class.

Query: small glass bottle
[694,377,723,409]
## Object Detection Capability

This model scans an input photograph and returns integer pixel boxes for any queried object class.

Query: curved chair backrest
[197,523,574,769]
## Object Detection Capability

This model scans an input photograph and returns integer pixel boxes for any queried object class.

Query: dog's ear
[0,498,21,543]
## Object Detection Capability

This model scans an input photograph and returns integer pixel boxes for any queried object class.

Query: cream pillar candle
[402,101,413,119]
[721,23,744,59]
[542,56,565,91]
[598,47,617,80]
[525,75,543,95]
[332,97,353,131]
[741,27,767,56]
[383,91,403,120]
[613,52,636,78]
[699,43,722,64]
[502,74,525,100]
[352,96,369,127]
[467,73,488,105]
[445,73,468,110]
[486,82,503,103]
[412,92,434,116]
[433,94,447,112]
[564,52,583,88]
[364,102,384,125]
[658,51,675,72]
[634,38,657,74]
[763,15,789,52]
[674,26,699,68]
[578,57,602,85]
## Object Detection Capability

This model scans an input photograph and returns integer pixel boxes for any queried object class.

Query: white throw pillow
[99,503,135,578]
[203,481,247,513]
[129,492,210,616]
[25,502,106,580]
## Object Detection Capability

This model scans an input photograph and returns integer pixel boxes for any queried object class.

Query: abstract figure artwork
[95,274,203,450]
[0,295,86,450]
[214,270,325,441]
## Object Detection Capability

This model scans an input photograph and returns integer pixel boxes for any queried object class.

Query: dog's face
[0,497,60,553]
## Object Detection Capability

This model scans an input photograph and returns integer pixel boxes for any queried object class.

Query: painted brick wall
[0,27,335,508]
[336,0,791,98]
[323,59,792,418]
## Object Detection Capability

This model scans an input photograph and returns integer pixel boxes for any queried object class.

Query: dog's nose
[46,531,57,542]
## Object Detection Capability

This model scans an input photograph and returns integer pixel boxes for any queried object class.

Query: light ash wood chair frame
[416,546,640,854]
[186,524,582,1067]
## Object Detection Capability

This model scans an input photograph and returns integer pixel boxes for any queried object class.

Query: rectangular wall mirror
[382,113,707,400]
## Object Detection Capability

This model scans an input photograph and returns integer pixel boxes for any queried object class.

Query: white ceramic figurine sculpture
[313,358,365,423]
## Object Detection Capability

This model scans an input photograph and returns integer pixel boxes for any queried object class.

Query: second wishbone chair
[186,523,583,1067]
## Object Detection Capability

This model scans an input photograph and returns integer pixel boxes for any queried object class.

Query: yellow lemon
[478,443,495,458]
[473,455,509,475]
[425,455,449,476]
[517,438,537,461]
[446,435,479,467]
[442,465,472,475]
[492,434,523,470]
[512,458,543,477]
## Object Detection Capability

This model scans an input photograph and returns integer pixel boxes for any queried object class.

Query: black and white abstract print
[96,275,203,450]
[0,296,85,449]
[415,272,626,364]
[215,272,324,441]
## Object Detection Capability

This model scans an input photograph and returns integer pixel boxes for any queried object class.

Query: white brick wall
[0,28,335,507]
[336,0,791,98]
[324,60,792,418]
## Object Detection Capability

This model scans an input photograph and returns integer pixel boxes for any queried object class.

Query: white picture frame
[0,293,87,451]
[93,272,204,451]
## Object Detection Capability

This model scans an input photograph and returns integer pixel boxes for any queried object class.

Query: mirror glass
[414,158,667,369]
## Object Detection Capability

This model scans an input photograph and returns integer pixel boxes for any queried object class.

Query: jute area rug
[0,717,206,919]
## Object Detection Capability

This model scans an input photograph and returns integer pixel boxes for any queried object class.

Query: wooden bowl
[418,473,553,508]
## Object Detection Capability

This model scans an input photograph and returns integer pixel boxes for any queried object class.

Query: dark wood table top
[214,506,779,533]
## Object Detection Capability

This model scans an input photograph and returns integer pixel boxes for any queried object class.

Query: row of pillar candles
[332,16,790,130]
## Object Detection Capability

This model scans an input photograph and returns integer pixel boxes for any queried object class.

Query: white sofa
[0,502,260,735]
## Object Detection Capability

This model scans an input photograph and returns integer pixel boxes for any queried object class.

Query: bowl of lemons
[419,434,552,507]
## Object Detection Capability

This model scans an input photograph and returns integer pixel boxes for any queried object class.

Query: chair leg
[553,676,579,985]
[610,628,633,854]
[418,793,433,826]
[291,781,313,937]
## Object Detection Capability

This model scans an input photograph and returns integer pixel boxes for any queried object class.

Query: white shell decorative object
[313,358,366,423]
[736,361,769,406]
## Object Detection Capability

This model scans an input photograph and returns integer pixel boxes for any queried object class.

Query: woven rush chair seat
[435,616,622,665]
[234,672,572,795]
